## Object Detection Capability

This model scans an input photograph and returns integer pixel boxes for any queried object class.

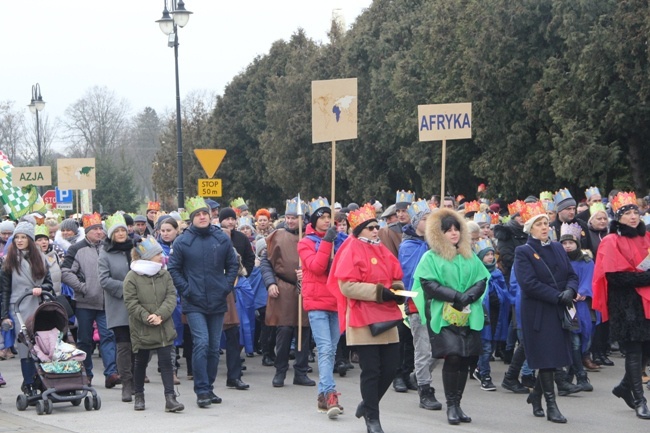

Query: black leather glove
[382,288,406,305]
[557,289,576,308]
[323,227,337,243]
[452,291,470,311]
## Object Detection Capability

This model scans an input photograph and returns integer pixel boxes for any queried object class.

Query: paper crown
[549,229,557,242]
[553,188,573,205]
[105,213,126,231]
[472,238,494,254]
[285,197,307,216]
[180,210,190,221]
[185,196,208,215]
[82,212,102,229]
[308,197,330,215]
[539,191,553,202]
[230,197,246,209]
[348,203,377,229]
[507,200,526,216]
[395,190,415,204]
[520,202,546,223]
[34,224,49,239]
[147,201,161,212]
[473,212,490,225]
[464,200,481,213]
[560,222,582,241]
[643,214,650,227]
[543,201,556,212]
[407,199,431,220]
[585,187,601,200]
[611,192,637,214]
[238,216,254,228]
[136,236,162,258]
[490,212,500,225]
[589,202,606,217]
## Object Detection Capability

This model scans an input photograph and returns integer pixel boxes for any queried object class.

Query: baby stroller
[14,292,100,414]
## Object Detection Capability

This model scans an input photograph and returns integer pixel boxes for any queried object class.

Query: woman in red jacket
[298,198,343,419]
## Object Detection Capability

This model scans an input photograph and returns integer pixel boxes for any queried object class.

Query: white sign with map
[57,158,96,190]
[312,78,358,144]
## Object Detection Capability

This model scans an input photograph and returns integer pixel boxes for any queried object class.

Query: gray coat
[98,240,132,329]
[61,238,104,310]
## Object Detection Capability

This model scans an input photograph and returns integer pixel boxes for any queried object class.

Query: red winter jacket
[298,225,337,312]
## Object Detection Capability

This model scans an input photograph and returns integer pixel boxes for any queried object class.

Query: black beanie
[310,207,331,229]
[219,207,237,223]
[352,219,377,238]
[123,214,134,226]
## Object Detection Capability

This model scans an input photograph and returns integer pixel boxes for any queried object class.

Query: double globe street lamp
[28,84,46,194]
[156,0,192,210]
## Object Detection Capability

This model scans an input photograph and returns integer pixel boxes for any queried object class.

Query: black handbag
[368,320,402,337]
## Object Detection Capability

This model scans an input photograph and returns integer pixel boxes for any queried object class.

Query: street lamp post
[156,0,192,210]
[28,83,45,194]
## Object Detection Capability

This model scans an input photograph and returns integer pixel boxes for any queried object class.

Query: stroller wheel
[16,394,28,411]
[36,400,46,415]
[93,395,101,410]
[71,398,82,407]
[45,399,53,414]
[84,396,92,411]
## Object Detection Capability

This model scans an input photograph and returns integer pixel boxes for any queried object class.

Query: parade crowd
[0,186,649,433]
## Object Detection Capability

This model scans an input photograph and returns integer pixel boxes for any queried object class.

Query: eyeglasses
[365,225,380,231]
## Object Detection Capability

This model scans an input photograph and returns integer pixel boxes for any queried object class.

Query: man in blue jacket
[168,196,239,408]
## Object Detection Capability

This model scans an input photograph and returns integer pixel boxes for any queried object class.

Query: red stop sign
[43,189,56,208]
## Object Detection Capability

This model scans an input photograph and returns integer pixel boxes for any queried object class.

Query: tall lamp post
[28,83,45,195]
[156,0,192,210]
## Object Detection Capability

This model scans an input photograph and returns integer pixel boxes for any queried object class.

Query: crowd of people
[0,187,649,432]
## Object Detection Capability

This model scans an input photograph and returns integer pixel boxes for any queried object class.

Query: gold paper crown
[589,202,606,217]
[230,197,246,209]
[82,212,102,229]
[407,199,431,220]
[34,224,49,239]
[611,192,637,214]
[185,196,208,215]
[464,200,480,213]
[472,238,495,254]
[395,190,415,204]
[147,201,161,212]
[539,191,553,202]
[105,213,126,232]
[585,187,601,200]
[507,200,526,216]
[490,212,500,225]
[520,202,546,223]
[308,197,330,215]
[348,203,377,229]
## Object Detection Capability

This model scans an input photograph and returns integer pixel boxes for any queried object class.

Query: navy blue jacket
[167,224,238,315]
[514,237,578,369]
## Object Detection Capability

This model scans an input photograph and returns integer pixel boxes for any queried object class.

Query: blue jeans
[516,328,533,376]
[75,308,116,378]
[186,312,224,396]
[308,310,340,394]
[477,338,492,378]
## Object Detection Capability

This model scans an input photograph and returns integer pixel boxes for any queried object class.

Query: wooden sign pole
[440,139,447,203]
[331,140,336,223]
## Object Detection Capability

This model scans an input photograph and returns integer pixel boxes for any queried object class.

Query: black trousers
[395,322,415,379]
[224,326,242,381]
[357,343,400,420]
[134,345,174,395]
[274,326,310,376]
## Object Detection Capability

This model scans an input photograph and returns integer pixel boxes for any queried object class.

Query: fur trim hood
[425,208,473,261]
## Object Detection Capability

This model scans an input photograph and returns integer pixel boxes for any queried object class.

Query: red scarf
[593,232,650,322]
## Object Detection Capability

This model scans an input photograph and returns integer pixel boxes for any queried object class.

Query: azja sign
[11,166,52,187]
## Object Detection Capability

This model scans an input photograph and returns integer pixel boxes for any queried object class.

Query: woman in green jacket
[123,236,183,413]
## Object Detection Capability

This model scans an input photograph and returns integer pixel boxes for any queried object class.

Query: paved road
[0,348,648,433]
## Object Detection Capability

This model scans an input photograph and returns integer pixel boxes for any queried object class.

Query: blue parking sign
[55,188,73,203]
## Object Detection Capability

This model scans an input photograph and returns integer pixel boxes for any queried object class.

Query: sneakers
[480,376,497,391]
[472,368,481,382]
[325,391,343,419]
[196,393,212,408]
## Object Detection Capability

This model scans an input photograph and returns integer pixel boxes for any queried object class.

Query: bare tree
[62,86,130,160]
[22,112,58,165]
[124,107,162,201]
[0,101,26,164]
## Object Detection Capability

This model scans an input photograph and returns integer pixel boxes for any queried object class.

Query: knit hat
[133,215,147,223]
[106,213,128,239]
[59,218,79,235]
[255,237,267,255]
[0,220,15,233]
[154,214,172,231]
[554,189,577,213]
[14,221,35,240]
[123,214,134,226]
[169,211,182,222]
[135,236,164,260]
[219,207,238,223]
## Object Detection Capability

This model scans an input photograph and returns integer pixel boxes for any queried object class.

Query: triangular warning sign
[194,149,227,178]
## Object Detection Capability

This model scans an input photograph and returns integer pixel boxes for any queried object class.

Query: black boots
[540,370,566,423]
[626,351,650,419]
[117,342,134,403]
[526,375,544,417]
[165,393,184,412]
[613,377,635,409]
[418,385,442,410]
[442,371,471,425]
[502,345,530,393]
[134,392,145,411]
[554,369,582,396]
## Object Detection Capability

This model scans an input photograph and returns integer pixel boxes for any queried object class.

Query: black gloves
[323,227,337,243]
[382,288,406,305]
[452,292,471,311]
[557,289,576,308]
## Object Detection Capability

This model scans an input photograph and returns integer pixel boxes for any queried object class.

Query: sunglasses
[365,225,380,231]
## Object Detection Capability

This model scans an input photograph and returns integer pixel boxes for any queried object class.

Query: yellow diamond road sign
[194,149,227,178]
[198,178,222,197]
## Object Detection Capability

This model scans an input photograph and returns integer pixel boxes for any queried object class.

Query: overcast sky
[3,0,372,146]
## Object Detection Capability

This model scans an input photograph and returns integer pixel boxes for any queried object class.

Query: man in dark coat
[168,197,239,408]
[550,189,593,253]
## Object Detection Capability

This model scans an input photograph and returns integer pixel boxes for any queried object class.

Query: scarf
[130,260,163,276]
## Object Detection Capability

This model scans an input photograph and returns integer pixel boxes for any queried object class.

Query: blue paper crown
[472,238,494,254]
[473,212,490,225]
[396,190,415,204]
[543,201,556,212]
[407,199,430,220]
[585,186,601,200]
[136,236,161,257]
[238,216,254,228]
[642,215,650,227]
[308,197,330,215]
[285,196,307,216]
[553,188,573,205]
